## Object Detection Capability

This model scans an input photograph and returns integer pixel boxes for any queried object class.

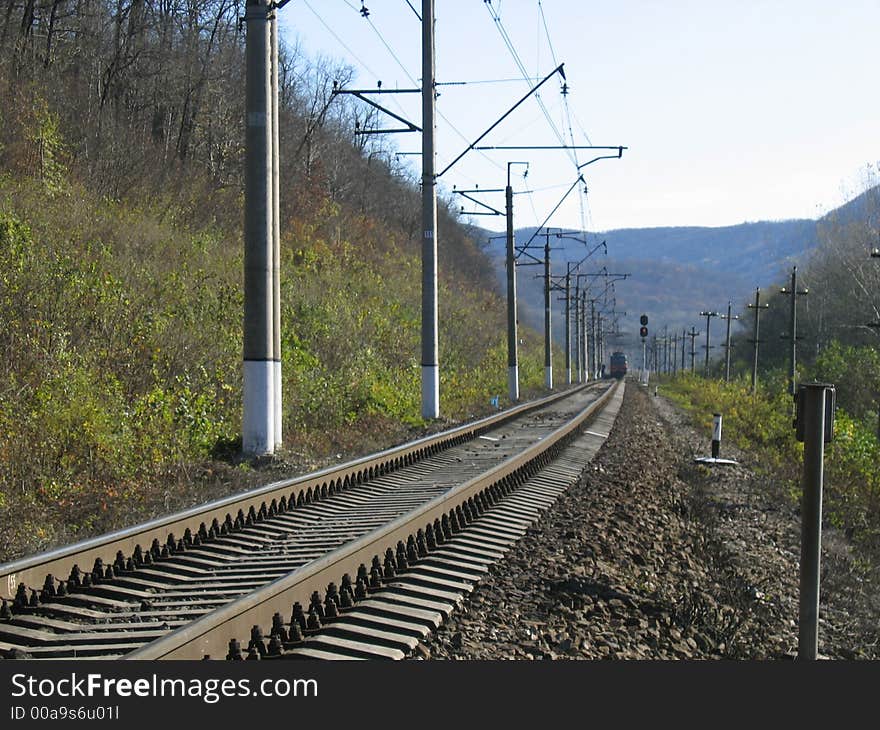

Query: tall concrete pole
[564,263,571,385]
[421,0,439,418]
[505,176,518,401]
[573,282,581,382]
[270,9,282,448]
[681,328,686,371]
[748,288,769,395]
[543,234,552,389]
[701,311,718,376]
[704,317,711,375]
[590,299,597,378]
[689,326,698,373]
[582,292,588,381]
[242,0,274,456]
[722,301,733,383]
[782,266,808,397]
[789,267,797,396]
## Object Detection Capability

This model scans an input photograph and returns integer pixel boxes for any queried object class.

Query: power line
[303,1,382,83]
[483,0,569,159]
[538,0,559,68]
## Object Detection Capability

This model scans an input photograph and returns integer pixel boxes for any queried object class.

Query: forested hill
[0,1,546,559]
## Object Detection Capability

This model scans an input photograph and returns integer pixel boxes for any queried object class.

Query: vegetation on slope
[0,3,549,561]
[663,372,880,560]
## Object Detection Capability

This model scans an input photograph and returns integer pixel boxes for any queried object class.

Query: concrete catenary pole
[242,0,274,456]
[564,263,572,385]
[505,173,518,401]
[788,267,797,396]
[270,9,282,448]
[581,291,589,381]
[590,298,597,379]
[543,234,552,389]
[573,282,581,382]
[421,0,439,419]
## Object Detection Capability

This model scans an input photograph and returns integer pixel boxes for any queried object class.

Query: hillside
[478,190,879,365]
[0,3,548,561]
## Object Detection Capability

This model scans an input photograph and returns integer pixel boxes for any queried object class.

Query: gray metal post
[505,179,518,401]
[565,261,571,385]
[544,235,552,389]
[242,0,274,456]
[270,10,282,448]
[421,0,439,418]
[798,383,831,660]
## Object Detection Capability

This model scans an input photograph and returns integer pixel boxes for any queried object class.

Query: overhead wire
[356,4,505,178]
[483,0,573,165]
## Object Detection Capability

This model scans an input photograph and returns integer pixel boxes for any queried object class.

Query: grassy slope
[0,176,550,562]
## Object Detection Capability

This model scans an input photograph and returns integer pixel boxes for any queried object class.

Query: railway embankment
[420,382,879,659]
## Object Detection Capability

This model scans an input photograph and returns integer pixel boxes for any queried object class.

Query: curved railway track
[0,381,622,660]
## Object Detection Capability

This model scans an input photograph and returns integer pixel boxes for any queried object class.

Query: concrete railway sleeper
[128,381,622,660]
[236,385,624,660]
[0,383,612,660]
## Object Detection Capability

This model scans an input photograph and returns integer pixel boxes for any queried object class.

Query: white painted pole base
[508,365,519,402]
[421,365,439,419]
[565,368,571,385]
[545,366,553,390]
[274,360,282,448]
[243,360,275,455]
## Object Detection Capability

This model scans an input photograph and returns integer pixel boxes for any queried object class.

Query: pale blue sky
[279,1,880,234]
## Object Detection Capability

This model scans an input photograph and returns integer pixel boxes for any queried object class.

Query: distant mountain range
[474,186,877,365]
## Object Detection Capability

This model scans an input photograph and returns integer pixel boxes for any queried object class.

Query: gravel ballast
[419,381,879,660]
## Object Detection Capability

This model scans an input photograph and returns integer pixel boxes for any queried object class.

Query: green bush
[663,370,880,551]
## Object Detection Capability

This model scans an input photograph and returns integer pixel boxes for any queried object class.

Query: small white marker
[479,435,499,442]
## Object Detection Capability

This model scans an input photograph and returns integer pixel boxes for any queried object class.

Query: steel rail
[0,383,599,601]
[128,381,619,660]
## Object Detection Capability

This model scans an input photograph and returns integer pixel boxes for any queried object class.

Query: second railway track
[0,380,621,660]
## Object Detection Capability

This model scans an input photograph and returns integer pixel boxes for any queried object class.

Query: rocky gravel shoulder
[418,381,879,660]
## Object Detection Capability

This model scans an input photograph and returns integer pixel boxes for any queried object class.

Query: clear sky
[278,1,880,235]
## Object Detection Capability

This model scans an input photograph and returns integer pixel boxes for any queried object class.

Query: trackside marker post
[694,412,737,465]
[711,413,722,458]
[794,382,835,660]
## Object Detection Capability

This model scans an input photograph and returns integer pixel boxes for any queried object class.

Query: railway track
[0,381,621,660]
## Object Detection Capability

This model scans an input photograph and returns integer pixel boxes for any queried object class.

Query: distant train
[609,351,628,379]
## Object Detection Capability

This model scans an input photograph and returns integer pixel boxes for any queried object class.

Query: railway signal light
[639,326,648,338]
[640,314,648,326]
